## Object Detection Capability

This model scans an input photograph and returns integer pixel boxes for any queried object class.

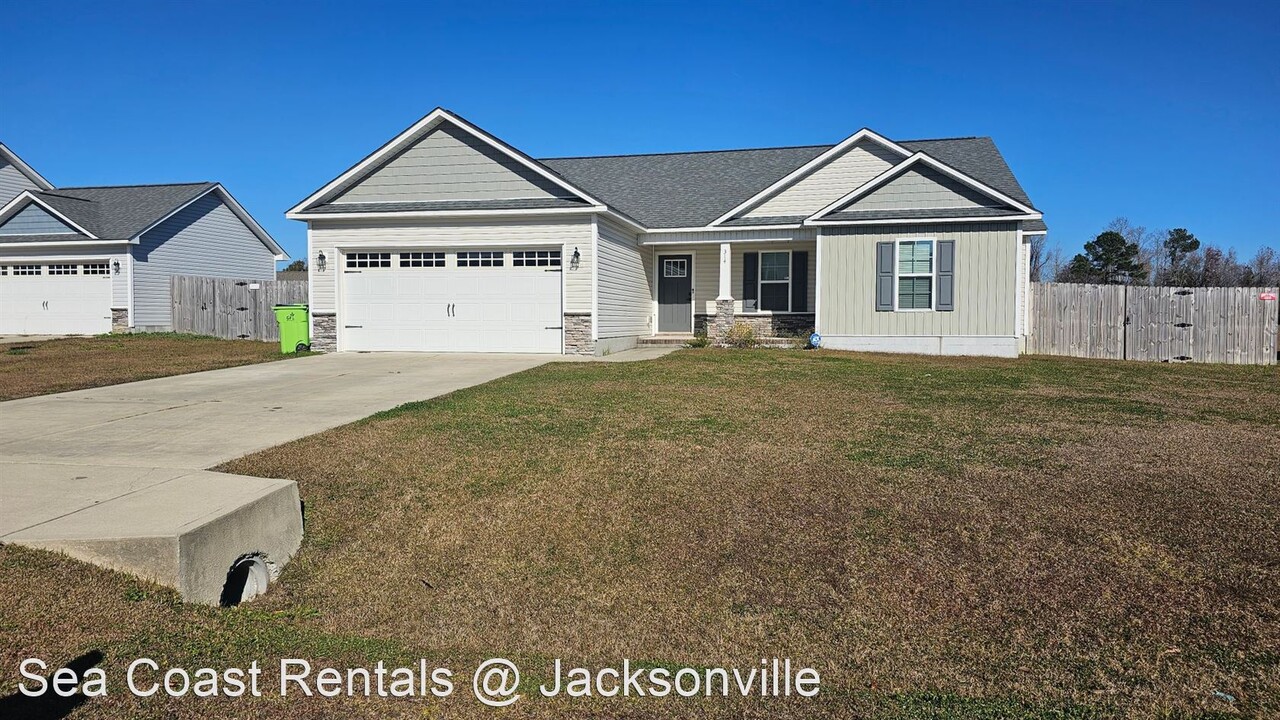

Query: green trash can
[273,304,310,353]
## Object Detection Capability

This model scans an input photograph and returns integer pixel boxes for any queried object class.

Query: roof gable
[808,152,1040,224]
[835,164,1011,213]
[0,200,83,238]
[330,121,573,205]
[741,138,902,219]
[0,143,54,192]
[289,108,603,217]
[710,129,912,225]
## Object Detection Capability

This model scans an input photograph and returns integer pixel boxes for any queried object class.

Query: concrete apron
[0,352,552,605]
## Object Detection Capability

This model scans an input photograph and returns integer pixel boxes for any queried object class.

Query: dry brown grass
[2,350,1278,718]
[0,334,292,400]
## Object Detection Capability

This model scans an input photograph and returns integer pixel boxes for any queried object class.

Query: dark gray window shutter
[790,250,808,312]
[936,240,955,312]
[742,252,758,312]
[875,242,894,312]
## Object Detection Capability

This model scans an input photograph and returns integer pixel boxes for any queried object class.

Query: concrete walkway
[0,352,550,603]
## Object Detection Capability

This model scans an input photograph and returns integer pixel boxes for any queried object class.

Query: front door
[657,254,692,333]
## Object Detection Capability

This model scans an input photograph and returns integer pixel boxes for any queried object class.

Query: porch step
[638,335,693,346]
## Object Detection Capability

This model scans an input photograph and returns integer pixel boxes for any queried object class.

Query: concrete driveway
[0,352,549,603]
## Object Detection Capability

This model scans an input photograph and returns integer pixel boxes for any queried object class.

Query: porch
[644,236,817,342]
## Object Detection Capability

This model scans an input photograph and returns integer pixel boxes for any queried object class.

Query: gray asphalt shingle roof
[305,197,590,214]
[12,183,215,240]
[539,136,1041,229]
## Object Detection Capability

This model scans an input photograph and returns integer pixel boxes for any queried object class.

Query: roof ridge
[53,181,214,190]
[34,190,96,202]
[539,144,834,161]
[900,135,987,143]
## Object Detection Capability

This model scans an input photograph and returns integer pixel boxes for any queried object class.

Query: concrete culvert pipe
[220,554,272,607]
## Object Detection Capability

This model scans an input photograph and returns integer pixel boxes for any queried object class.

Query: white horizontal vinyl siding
[132,193,277,329]
[595,216,651,338]
[0,161,40,207]
[744,141,900,218]
[308,216,594,314]
[331,122,569,204]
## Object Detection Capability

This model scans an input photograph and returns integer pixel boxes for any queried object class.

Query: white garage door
[341,249,563,353]
[0,262,112,335]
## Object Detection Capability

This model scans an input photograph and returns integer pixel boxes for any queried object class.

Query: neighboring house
[0,143,284,334]
[288,108,1046,357]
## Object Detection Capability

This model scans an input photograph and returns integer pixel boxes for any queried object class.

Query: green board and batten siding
[818,222,1019,351]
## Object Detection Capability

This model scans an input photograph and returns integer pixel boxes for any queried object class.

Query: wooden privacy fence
[171,275,308,342]
[1028,282,1278,364]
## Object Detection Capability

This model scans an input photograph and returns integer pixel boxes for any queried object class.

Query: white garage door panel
[0,274,112,335]
[342,255,562,353]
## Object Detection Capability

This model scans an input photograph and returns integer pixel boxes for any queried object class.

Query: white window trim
[894,238,936,312]
[757,249,792,313]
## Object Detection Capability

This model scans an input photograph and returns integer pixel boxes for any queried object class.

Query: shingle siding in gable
[332,122,571,205]
[0,202,79,236]
[131,192,276,329]
[848,166,1008,211]
[743,140,901,219]
[0,161,40,207]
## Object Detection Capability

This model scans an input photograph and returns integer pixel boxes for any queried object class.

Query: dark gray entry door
[657,254,693,333]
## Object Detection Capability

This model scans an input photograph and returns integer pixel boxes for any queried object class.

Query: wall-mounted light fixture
[111,260,121,275]
[570,247,581,270]
[316,251,327,272]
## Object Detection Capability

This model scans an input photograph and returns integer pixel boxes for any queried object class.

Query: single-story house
[0,143,285,334]
[288,108,1046,357]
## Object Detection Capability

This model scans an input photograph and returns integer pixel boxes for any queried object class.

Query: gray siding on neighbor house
[845,166,1004,211]
[0,161,40,206]
[743,140,900,219]
[818,222,1019,338]
[596,216,652,338]
[0,202,79,236]
[331,122,571,204]
[131,192,276,328]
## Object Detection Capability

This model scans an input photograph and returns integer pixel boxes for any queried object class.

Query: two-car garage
[0,262,113,335]
[339,248,564,353]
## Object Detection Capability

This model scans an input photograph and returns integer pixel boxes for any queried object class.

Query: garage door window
[400,252,445,268]
[457,251,504,267]
[13,265,40,276]
[49,264,78,275]
[513,250,561,267]
[82,263,109,275]
[347,252,391,268]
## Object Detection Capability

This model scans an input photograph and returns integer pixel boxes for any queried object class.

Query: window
[896,239,934,310]
[457,251,504,267]
[346,252,391,268]
[759,251,791,312]
[82,263,110,275]
[400,252,445,268]
[513,250,561,267]
[0,267,7,276]
[48,264,78,275]
[662,258,687,277]
[13,265,41,276]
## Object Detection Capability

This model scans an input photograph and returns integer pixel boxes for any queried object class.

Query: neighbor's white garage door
[341,249,563,353]
[0,262,112,335]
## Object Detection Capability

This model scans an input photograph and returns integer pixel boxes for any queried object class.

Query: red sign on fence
[1261,292,1278,301]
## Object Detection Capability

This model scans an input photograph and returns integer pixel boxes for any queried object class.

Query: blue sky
[2,1,1277,264]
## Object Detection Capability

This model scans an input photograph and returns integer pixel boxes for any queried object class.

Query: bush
[722,322,757,349]
[684,333,710,348]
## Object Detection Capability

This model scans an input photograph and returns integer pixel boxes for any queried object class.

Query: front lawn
[2,350,1277,718]
[0,334,293,401]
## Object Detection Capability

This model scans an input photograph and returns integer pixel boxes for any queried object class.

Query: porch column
[713,242,735,341]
